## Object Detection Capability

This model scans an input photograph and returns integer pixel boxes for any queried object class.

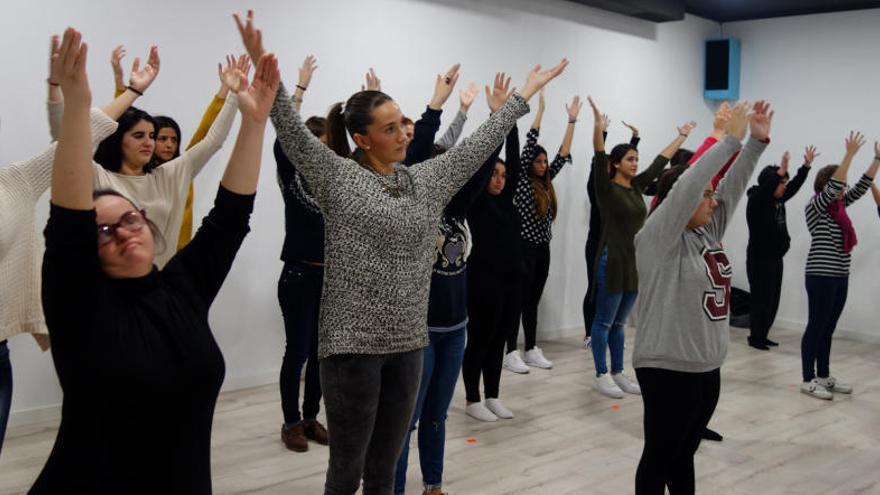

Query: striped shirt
[804,175,872,276]
[515,127,571,245]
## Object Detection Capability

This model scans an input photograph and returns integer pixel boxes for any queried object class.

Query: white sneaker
[584,336,592,349]
[504,350,530,374]
[466,402,498,422]
[485,398,514,419]
[800,379,833,400]
[523,347,553,369]
[611,373,641,395]
[593,373,624,399]
[816,376,852,394]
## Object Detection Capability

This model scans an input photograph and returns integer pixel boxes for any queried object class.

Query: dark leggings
[746,256,783,343]
[635,367,720,495]
[582,235,599,338]
[278,262,323,424]
[801,274,848,382]
[321,350,423,495]
[509,242,550,353]
[464,269,522,402]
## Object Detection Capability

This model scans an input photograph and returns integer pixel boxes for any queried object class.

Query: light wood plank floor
[2,326,879,494]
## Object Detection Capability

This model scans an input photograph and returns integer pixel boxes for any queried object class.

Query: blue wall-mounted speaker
[704,38,740,100]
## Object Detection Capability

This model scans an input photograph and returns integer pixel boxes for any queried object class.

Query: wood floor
[2,326,879,494]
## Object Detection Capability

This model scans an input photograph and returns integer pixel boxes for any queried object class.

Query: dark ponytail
[324,90,394,165]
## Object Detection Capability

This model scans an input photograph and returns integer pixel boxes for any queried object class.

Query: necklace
[369,165,404,198]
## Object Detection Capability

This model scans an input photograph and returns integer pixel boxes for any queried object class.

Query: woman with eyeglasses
[31,28,279,493]
[585,96,695,399]
[633,101,771,494]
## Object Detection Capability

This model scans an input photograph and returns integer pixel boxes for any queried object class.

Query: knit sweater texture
[0,108,117,347]
[271,83,528,358]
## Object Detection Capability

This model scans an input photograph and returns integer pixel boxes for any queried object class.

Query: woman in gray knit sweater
[234,10,567,494]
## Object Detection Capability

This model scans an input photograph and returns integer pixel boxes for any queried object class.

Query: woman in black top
[32,29,279,494]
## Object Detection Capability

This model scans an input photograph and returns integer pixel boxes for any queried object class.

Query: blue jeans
[394,328,466,494]
[590,249,637,376]
[802,275,848,382]
[0,340,11,455]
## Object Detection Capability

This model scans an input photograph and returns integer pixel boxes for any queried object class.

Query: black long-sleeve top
[32,186,253,495]
[275,139,325,264]
[468,126,527,279]
[404,106,498,329]
[746,164,809,259]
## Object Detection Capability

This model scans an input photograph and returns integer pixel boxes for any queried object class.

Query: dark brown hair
[304,116,326,138]
[530,145,557,220]
[325,90,394,165]
[814,164,838,193]
[609,143,638,179]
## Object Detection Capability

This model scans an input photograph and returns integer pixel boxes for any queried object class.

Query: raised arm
[638,102,748,256]
[872,183,880,217]
[292,55,317,114]
[708,101,772,239]
[110,45,126,97]
[659,121,696,160]
[503,123,521,197]
[633,121,695,190]
[436,82,476,150]
[588,96,605,152]
[412,60,568,209]
[557,95,581,158]
[183,55,249,150]
[843,144,878,206]
[530,88,545,130]
[622,120,640,148]
[779,146,815,203]
[404,64,460,165]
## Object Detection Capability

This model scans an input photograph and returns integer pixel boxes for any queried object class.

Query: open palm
[238,53,280,123]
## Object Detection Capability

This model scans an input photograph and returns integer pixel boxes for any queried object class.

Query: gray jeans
[321,349,423,495]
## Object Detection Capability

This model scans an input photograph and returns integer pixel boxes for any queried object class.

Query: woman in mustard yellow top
[111,48,250,250]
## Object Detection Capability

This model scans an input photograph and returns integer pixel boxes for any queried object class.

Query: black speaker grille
[705,40,730,90]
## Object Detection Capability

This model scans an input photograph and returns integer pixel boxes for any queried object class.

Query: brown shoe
[303,419,329,445]
[281,423,308,452]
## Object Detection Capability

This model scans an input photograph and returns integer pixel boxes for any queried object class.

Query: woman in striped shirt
[800,132,878,400]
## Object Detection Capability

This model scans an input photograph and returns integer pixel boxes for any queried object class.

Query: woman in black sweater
[745,147,814,350]
[31,29,278,494]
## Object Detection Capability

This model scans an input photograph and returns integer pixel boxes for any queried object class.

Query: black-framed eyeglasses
[97,210,147,246]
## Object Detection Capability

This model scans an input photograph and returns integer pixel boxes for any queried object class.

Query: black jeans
[635,367,720,495]
[746,256,783,343]
[463,268,522,403]
[0,340,10,455]
[802,275,848,382]
[278,261,324,424]
[582,236,599,339]
[320,349,423,495]
[509,242,550,353]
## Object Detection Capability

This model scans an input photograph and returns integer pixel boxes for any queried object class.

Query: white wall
[721,10,880,343]
[0,0,723,423]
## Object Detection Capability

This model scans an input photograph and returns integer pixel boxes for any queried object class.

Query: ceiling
[564,0,880,22]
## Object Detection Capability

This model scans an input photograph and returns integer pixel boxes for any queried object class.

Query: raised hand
[778,151,791,176]
[234,10,265,61]
[725,100,749,141]
[128,46,160,93]
[713,102,732,133]
[622,120,639,137]
[459,82,478,112]
[749,100,773,141]
[237,53,281,123]
[538,88,546,113]
[601,114,610,132]
[219,54,251,93]
[484,72,514,113]
[587,96,603,125]
[518,58,569,101]
[803,145,819,167]
[565,95,583,122]
[48,35,61,84]
[428,63,460,110]
[52,28,90,103]
[677,121,697,137]
[362,68,381,91]
[111,45,126,91]
[844,131,865,156]
[298,55,318,90]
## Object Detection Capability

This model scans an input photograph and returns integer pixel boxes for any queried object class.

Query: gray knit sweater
[271,84,528,358]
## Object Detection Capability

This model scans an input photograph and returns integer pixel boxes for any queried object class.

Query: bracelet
[568,119,577,124]
[127,85,144,96]
[296,84,308,92]
[679,133,688,138]
[46,78,60,87]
